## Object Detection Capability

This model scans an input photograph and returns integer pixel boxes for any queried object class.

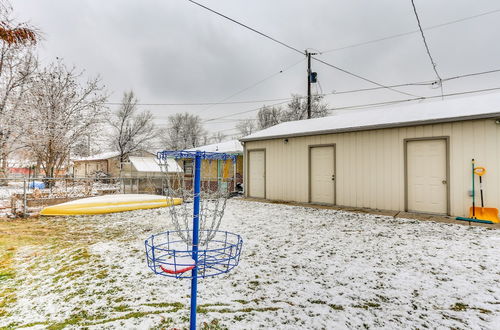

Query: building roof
[129,156,183,173]
[240,93,500,142]
[186,139,243,154]
[74,151,120,161]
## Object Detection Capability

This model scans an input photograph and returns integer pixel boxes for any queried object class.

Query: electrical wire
[204,99,291,122]
[327,86,500,111]
[410,0,443,99]
[312,57,423,98]
[202,82,500,123]
[442,68,500,82]
[185,0,303,55]
[321,8,500,54]
[194,58,305,114]
[184,0,419,100]
[104,97,294,107]
[108,68,500,115]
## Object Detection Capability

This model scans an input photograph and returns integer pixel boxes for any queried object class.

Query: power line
[321,8,500,54]
[104,96,294,107]
[184,0,420,101]
[327,86,500,111]
[204,99,291,122]
[185,0,303,55]
[410,0,443,99]
[202,78,500,123]
[105,67,500,111]
[442,68,500,82]
[194,58,305,114]
[312,57,423,98]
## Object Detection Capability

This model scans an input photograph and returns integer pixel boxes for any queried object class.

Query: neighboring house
[240,93,500,218]
[73,150,164,177]
[184,140,244,185]
[73,151,120,177]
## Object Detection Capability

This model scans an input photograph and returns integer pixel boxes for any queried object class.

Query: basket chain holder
[145,150,243,330]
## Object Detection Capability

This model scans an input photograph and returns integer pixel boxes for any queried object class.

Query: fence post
[23,179,27,217]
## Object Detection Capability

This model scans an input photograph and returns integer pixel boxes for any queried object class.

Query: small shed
[178,140,244,190]
[240,93,500,218]
[126,156,183,177]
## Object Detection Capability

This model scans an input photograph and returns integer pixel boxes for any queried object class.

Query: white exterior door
[310,146,335,204]
[248,150,265,198]
[407,139,447,214]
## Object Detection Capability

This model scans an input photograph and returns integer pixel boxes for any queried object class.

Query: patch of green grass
[450,302,468,312]
[47,310,100,330]
[71,248,91,261]
[473,307,492,314]
[329,304,344,310]
[96,270,108,279]
[0,249,15,282]
[197,304,280,314]
[0,287,17,317]
[199,302,230,308]
[201,319,228,330]
[353,302,380,309]
[45,307,182,329]
[144,302,184,309]
[113,304,131,312]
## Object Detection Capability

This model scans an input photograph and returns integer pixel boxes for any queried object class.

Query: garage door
[407,139,447,214]
[310,146,335,204]
[248,150,265,198]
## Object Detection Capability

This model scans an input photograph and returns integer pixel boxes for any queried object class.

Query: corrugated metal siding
[244,118,500,217]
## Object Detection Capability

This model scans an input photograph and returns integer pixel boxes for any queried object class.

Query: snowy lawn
[1,199,499,329]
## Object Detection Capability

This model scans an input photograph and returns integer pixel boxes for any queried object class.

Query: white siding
[244,118,500,217]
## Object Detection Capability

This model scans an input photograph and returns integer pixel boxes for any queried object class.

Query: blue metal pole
[190,151,201,330]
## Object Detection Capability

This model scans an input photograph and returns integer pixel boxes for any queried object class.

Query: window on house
[184,160,193,175]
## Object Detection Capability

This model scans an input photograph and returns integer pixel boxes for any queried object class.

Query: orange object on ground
[468,207,499,223]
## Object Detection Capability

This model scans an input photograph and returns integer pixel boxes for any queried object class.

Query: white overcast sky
[13,0,500,138]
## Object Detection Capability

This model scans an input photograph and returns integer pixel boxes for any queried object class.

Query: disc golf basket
[145,150,243,330]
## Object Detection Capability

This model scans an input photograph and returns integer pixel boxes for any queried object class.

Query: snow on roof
[74,151,120,161]
[240,93,500,141]
[129,156,183,173]
[186,139,243,154]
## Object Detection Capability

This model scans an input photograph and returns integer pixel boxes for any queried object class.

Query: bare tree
[0,46,37,177]
[257,105,283,130]
[22,60,108,178]
[109,91,156,168]
[210,131,226,144]
[0,0,39,180]
[282,94,329,121]
[162,113,205,150]
[235,119,256,137]
[256,95,329,130]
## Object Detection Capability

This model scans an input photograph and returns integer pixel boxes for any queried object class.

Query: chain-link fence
[0,173,243,218]
[0,176,166,217]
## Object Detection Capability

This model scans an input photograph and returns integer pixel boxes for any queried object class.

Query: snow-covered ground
[1,199,499,329]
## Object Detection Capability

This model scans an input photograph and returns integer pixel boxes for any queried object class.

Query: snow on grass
[1,199,499,329]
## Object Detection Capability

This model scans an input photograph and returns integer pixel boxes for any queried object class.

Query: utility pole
[306,50,317,119]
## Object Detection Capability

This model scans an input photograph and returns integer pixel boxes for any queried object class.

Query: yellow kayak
[40,194,182,216]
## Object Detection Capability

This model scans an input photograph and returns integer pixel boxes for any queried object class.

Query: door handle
[332,174,335,181]
[442,180,447,184]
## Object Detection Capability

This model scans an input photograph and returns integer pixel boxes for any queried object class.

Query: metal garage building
[240,93,500,217]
